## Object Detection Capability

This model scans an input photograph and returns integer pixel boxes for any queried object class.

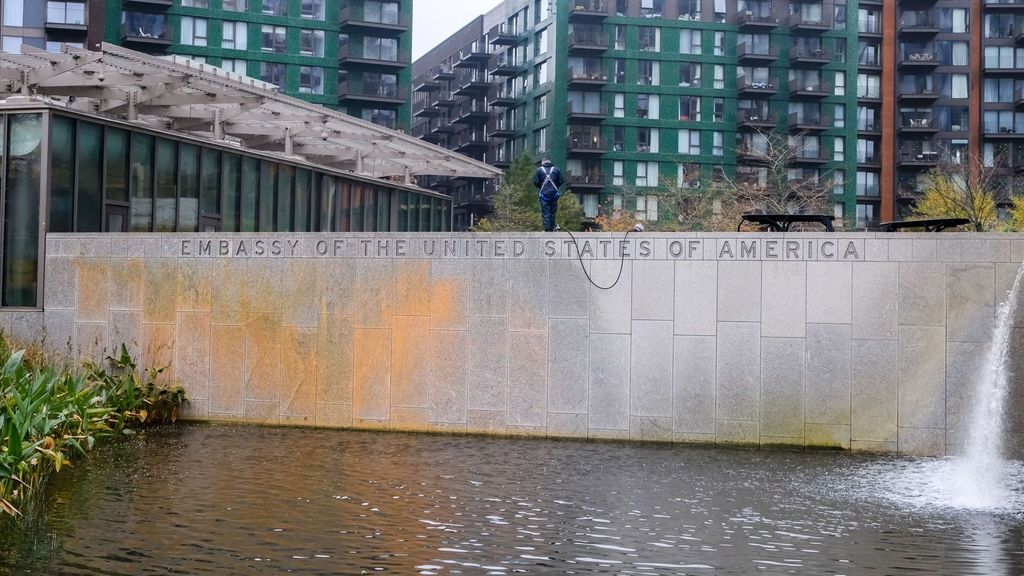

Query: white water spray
[955,261,1024,509]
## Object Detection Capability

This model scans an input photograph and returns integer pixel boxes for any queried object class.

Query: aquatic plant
[0,339,187,517]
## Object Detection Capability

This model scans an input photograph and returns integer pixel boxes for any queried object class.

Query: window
[260,62,286,86]
[638,60,659,85]
[363,109,397,129]
[679,96,700,121]
[638,128,659,152]
[636,195,658,220]
[222,21,247,50]
[261,25,286,52]
[636,162,659,187]
[220,58,246,74]
[712,131,724,156]
[713,98,723,122]
[641,0,664,18]
[952,8,968,33]
[3,0,23,26]
[614,58,626,83]
[581,194,599,219]
[834,170,845,196]
[613,93,625,117]
[1,37,23,53]
[299,66,324,94]
[46,41,82,52]
[613,126,625,151]
[678,0,699,19]
[615,25,626,50]
[680,29,701,54]
[536,94,548,120]
[679,62,701,87]
[300,29,324,56]
[182,0,207,6]
[639,26,660,51]
[222,0,244,11]
[301,0,325,19]
[834,137,845,161]
[363,36,399,61]
[714,31,724,56]
[857,74,880,98]
[679,129,699,154]
[713,65,724,89]
[262,0,287,16]
[834,104,845,128]
[46,2,85,25]
[951,74,968,99]
[835,71,845,96]
[636,93,659,118]
[364,1,400,25]
[856,171,879,196]
[613,161,624,186]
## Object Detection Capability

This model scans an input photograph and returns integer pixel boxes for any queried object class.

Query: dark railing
[568,173,608,186]
[899,11,937,30]
[789,112,832,128]
[121,14,170,41]
[740,109,775,123]
[900,117,936,129]
[339,81,405,100]
[567,31,609,49]
[567,134,607,151]
[567,67,607,82]
[339,5,409,28]
[339,43,407,65]
[789,79,831,95]
[737,11,778,26]
[737,76,777,91]
[570,0,608,16]
[899,51,938,65]
[567,102,608,116]
[788,12,832,28]
[737,42,777,60]
[857,18,882,34]
[790,47,829,61]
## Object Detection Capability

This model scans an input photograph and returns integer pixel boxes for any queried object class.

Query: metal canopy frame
[0,43,502,181]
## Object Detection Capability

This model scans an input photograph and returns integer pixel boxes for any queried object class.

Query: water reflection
[1,425,1022,575]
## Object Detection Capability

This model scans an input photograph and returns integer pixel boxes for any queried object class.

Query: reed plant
[0,339,187,517]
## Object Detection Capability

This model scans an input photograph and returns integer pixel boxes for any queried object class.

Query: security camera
[320,131,329,141]
[633,223,645,233]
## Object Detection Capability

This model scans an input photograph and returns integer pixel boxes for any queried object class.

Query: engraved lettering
[844,241,860,260]
[199,240,213,256]
[493,240,506,258]
[254,239,266,256]
[334,239,344,256]
[235,241,249,257]
[423,240,436,256]
[271,240,283,256]
[718,241,734,259]
[821,240,835,259]
[639,240,652,258]
[219,240,230,256]
[669,240,684,258]
[599,239,612,258]
[180,240,192,256]
[544,240,556,257]
[580,241,595,258]
[316,240,328,256]
[395,239,406,257]
[513,240,526,257]
[688,240,701,259]
[476,239,489,257]
[786,241,800,259]
[360,239,372,256]
[444,240,456,257]
[740,240,757,259]
[618,240,631,258]
[765,240,778,259]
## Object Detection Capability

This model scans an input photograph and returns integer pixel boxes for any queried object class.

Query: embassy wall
[33,232,1024,457]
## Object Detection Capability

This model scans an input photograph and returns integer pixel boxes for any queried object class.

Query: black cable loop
[562,229,634,291]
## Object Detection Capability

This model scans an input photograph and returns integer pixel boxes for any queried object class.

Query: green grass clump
[0,339,187,517]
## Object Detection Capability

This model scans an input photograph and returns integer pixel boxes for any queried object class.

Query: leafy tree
[913,153,1000,232]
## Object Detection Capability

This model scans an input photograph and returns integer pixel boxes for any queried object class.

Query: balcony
[858,55,882,70]
[569,0,609,20]
[899,150,941,167]
[434,91,457,107]
[736,145,769,163]
[984,62,1024,75]
[339,6,409,33]
[338,44,407,69]
[489,121,517,139]
[737,42,778,64]
[567,68,608,87]
[122,0,172,7]
[567,102,608,121]
[488,150,512,169]
[120,15,171,48]
[788,112,832,132]
[433,67,456,82]
[789,79,831,98]
[788,12,831,33]
[985,126,1024,139]
[737,76,777,96]
[737,11,779,30]
[857,152,882,167]
[857,121,882,135]
[454,102,490,124]
[413,77,441,93]
[45,2,87,32]
[567,134,607,155]
[858,18,882,36]
[1016,88,1024,108]
[431,122,455,135]
[899,86,940,102]
[490,25,524,46]
[898,51,939,69]
[490,59,525,77]
[898,117,939,133]
[984,0,1024,9]
[856,90,882,103]
[414,106,443,119]
[454,76,491,96]
[489,93,518,108]
[789,46,830,66]
[567,173,608,189]
[737,110,777,130]
[339,81,405,104]
[455,44,490,68]
[413,123,444,143]
[568,31,609,52]
[791,149,828,164]
[454,130,488,152]
[898,13,939,35]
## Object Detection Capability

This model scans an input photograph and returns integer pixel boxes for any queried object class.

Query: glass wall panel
[350,184,363,232]
[240,156,258,231]
[3,114,41,307]
[178,143,199,232]
[76,121,103,232]
[308,171,320,232]
[376,188,390,231]
[277,164,293,231]
[221,152,240,231]
[408,194,419,232]
[320,173,336,231]
[432,197,442,232]
[397,190,409,232]
[419,196,431,231]
[48,115,74,233]
[200,147,220,215]
[441,201,451,232]
[105,127,128,204]
[294,168,310,232]
[363,187,376,231]
[337,180,351,232]
[154,138,177,232]
[130,133,154,231]
[259,160,276,232]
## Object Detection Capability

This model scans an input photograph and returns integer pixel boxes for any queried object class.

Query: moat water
[1,425,1023,575]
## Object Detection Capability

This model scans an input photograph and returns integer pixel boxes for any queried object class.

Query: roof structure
[0,43,501,181]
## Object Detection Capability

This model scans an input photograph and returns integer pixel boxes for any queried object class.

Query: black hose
[561,229,635,291]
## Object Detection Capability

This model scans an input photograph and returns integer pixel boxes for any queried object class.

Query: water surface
[1,425,1022,575]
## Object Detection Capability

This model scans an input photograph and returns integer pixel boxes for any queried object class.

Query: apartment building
[411,0,1024,230]
[0,0,413,129]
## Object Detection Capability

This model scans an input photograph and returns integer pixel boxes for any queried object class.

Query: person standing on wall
[533,158,564,232]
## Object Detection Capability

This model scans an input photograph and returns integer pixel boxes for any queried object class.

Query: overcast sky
[413,0,505,61]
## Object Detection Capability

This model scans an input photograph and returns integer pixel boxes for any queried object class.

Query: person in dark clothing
[532,158,563,232]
